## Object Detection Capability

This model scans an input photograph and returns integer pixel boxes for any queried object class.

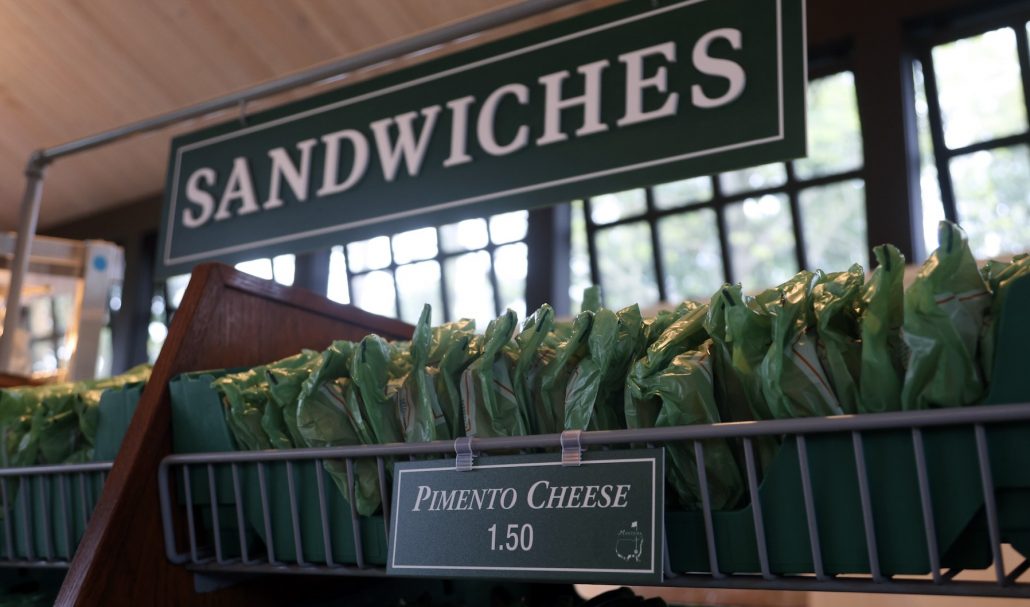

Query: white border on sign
[388,457,658,575]
[164,0,791,267]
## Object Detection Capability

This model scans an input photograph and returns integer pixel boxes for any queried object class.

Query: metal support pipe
[0,153,48,373]
[0,0,579,376]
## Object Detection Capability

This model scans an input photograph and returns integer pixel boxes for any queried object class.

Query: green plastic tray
[169,370,388,565]
[668,275,1030,575]
[1,382,142,560]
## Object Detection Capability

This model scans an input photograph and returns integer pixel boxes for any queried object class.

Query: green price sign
[388,449,665,584]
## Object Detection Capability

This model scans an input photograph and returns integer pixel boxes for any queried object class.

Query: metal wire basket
[0,462,110,568]
[159,401,1030,597]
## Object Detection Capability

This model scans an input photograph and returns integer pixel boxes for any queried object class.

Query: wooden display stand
[0,373,43,388]
[56,263,413,606]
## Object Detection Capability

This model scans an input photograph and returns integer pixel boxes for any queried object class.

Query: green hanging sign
[158,0,806,277]
[388,450,665,583]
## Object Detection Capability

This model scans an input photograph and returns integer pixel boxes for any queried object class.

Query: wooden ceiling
[0,0,613,231]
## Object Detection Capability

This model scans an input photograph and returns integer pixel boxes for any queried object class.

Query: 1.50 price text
[487,523,534,552]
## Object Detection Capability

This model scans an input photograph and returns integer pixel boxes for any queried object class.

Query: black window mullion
[485,241,503,318]
[342,247,356,305]
[435,228,454,321]
[784,163,810,272]
[644,187,669,302]
[162,279,174,325]
[711,176,735,285]
[918,49,960,222]
[947,132,1030,157]
[391,263,403,322]
[49,298,62,363]
[1013,23,1030,140]
[583,200,603,289]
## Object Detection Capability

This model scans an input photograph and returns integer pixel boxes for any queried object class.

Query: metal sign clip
[560,430,584,466]
[454,437,475,472]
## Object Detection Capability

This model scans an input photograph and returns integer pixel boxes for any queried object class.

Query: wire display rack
[0,462,111,568]
[159,401,1030,597]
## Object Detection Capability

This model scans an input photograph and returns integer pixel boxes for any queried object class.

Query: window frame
[581,59,866,300]
[333,217,529,324]
[911,3,1030,226]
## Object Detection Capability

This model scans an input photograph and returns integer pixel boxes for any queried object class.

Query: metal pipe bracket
[560,430,584,466]
[454,437,475,472]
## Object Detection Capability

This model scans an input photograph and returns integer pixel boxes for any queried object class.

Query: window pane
[569,201,592,312]
[489,211,529,245]
[440,219,489,253]
[151,294,165,318]
[392,228,438,264]
[53,293,74,333]
[31,342,57,373]
[95,326,113,379]
[719,162,787,196]
[657,209,723,301]
[396,261,444,325]
[347,236,392,272]
[494,243,528,320]
[28,299,53,337]
[794,71,863,179]
[913,59,949,256]
[166,274,191,310]
[108,284,122,313]
[272,254,295,286]
[654,176,713,210]
[351,270,397,318]
[595,222,659,309]
[235,258,273,280]
[951,146,1030,258]
[589,189,647,225]
[933,27,1027,149]
[726,194,797,289]
[327,245,351,304]
[147,320,167,364]
[799,180,869,272]
[444,251,496,329]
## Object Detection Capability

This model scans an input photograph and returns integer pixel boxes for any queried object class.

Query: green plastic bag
[427,318,477,439]
[705,284,775,422]
[296,340,381,515]
[213,368,272,451]
[539,311,593,434]
[387,341,413,379]
[71,363,151,460]
[811,265,864,414]
[27,386,79,464]
[565,308,618,431]
[626,301,708,430]
[902,221,991,409]
[460,310,526,438]
[352,335,404,445]
[568,304,643,431]
[514,305,558,435]
[0,364,152,467]
[979,254,1030,382]
[643,302,695,349]
[309,377,381,515]
[393,305,449,443]
[581,285,602,313]
[264,350,321,448]
[858,244,906,413]
[654,341,744,510]
[704,285,778,474]
[760,271,842,419]
[0,388,36,466]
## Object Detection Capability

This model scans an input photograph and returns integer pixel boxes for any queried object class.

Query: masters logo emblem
[615,521,645,563]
